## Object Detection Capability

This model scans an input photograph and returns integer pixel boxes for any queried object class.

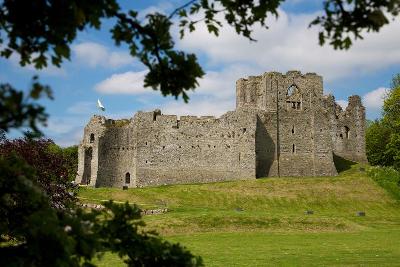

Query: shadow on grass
[333,153,357,173]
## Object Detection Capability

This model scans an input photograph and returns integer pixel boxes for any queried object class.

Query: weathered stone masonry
[76,71,367,188]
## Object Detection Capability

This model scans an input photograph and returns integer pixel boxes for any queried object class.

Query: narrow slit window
[291,125,295,134]
[292,144,296,153]
[344,126,350,139]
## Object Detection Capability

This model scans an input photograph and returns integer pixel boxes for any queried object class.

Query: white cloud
[94,64,256,117]
[138,2,173,20]
[363,87,389,110]
[336,99,348,110]
[46,116,81,135]
[45,114,89,146]
[177,10,400,81]
[161,97,234,117]
[72,42,134,68]
[50,127,83,147]
[194,64,259,99]
[155,65,256,116]
[94,70,156,94]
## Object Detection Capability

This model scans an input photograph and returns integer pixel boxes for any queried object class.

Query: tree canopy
[0,153,203,266]
[366,73,400,170]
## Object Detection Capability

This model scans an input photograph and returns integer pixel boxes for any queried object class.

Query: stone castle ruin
[76,71,367,188]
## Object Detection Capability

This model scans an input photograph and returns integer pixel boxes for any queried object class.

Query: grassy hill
[78,163,400,266]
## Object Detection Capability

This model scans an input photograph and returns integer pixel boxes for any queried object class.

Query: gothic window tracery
[286,84,302,110]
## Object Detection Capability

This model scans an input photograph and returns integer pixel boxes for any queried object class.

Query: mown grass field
[79,162,400,266]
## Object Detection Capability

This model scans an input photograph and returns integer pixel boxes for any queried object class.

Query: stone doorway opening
[83,147,92,184]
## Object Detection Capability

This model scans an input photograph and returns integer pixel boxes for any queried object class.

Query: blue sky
[1,0,399,146]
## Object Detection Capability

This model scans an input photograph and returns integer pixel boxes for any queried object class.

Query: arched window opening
[344,126,350,139]
[286,85,302,110]
[125,172,130,184]
[287,85,296,96]
[90,133,95,143]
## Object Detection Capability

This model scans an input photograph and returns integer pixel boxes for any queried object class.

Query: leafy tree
[48,144,79,182]
[366,73,400,170]
[381,74,400,169]
[0,137,76,209]
[0,136,203,265]
[99,201,202,266]
[311,0,400,49]
[0,154,98,267]
[0,154,202,266]
[383,74,400,130]
[0,77,51,137]
[366,120,392,166]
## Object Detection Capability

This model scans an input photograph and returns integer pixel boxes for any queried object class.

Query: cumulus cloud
[161,97,235,117]
[45,113,93,146]
[94,64,258,117]
[336,99,348,110]
[194,64,260,99]
[90,9,400,121]
[49,127,83,147]
[138,1,173,20]
[72,42,134,68]
[94,70,154,94]
[363,87,389,110]
[177,10,400,81]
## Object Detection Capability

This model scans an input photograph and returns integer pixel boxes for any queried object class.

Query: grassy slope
[80,162,400,266]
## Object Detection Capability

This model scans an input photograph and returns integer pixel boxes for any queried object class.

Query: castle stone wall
[325,95,368,163]
[97,124,137,188]
[133,109,256,187]
[238,71,337,177]
[76,70,366,188]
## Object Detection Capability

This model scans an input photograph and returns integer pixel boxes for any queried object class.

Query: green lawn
[80,163,400,266]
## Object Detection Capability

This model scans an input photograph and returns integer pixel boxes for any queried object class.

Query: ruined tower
[76,71,367,188]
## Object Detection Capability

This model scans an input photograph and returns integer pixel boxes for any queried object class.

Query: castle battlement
[76,70,367,188]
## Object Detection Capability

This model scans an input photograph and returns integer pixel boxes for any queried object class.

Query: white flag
[97,99,105,111]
